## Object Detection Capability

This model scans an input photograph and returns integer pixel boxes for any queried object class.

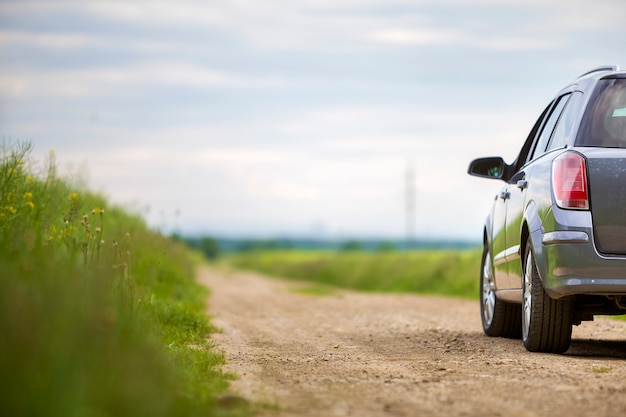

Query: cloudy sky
[1,0,624,240]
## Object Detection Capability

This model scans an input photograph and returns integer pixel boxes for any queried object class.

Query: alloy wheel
[482,251,496,327]
[522,250,533,342]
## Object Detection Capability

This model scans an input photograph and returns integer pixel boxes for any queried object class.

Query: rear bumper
[539,230,626,298]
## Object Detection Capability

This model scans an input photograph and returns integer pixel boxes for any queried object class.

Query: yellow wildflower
[26,201,35,210]
[69,193,79,201]
[26,175,34,183]
[23,192,33,200]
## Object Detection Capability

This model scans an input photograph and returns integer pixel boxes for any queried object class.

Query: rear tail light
[552,152,589,210]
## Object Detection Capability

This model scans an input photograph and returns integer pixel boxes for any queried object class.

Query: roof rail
[578,64,621,78]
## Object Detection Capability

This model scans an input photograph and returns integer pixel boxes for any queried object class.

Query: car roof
[577,64,621,80]
[554,65,624,97]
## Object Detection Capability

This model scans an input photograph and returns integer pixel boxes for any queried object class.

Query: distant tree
[237,239,289,252]
[236,240,252,252]
[199,236,220,260]
[376,241,396,252]
[340,240,362,252]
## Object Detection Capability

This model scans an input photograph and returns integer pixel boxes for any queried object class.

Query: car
[468,64,626,353]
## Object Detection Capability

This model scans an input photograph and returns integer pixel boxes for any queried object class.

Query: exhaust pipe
[612,295,626,310]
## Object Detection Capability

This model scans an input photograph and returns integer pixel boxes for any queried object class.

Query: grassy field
[0,142,248,417]
[227,248,482,299]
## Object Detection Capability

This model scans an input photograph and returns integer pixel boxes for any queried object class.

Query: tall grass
[227,249,482,299]
[0,141,247,417]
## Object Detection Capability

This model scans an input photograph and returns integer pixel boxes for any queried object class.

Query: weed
[0,140,247,417]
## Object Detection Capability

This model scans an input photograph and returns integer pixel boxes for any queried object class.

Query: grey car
[468,65,626,353]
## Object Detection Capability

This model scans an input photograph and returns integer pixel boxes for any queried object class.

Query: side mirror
[468,157,506,180]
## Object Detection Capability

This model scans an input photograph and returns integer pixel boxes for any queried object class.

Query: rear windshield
[576,78,626,147]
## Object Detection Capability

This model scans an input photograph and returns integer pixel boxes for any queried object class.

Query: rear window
[576,78,626,147]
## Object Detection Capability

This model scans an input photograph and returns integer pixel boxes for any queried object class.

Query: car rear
[540,75,626,308]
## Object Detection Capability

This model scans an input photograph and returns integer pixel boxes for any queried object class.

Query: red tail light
[552,152,589,210]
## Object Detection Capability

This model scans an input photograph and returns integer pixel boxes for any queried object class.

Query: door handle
[499,191,511,200]
[516,180,528,190]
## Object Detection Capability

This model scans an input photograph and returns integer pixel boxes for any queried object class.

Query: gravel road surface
[199,267,626,417]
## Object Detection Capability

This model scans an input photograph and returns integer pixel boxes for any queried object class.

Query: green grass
[0,141,249,417]
[226,248,482,299]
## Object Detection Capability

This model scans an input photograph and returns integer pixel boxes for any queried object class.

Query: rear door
[493,94,571,290]
[500,94,571,289]
[491,103,552,289]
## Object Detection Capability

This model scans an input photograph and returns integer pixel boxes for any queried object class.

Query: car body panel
[501,168,529,290]
[490,182,510,287]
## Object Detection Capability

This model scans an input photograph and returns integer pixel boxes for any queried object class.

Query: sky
[1,0,625,241]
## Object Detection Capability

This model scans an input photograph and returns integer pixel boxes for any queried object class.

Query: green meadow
[0,141,248,417]
[226,248,482,299]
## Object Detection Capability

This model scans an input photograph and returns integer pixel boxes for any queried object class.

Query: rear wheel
[480,245,521,338]
[522,240,573,353]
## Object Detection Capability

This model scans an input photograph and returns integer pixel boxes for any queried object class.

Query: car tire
[480,244,522,338]
[522,240,573,353]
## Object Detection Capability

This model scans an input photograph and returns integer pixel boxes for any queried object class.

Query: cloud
[369,28,561,50]
[4,0,624,56]
[190,149,288,165]
[0,30,97,49]
[0,29,183,54]
[248,178,321,201]
[369,28,457,46]
[81,1,227,26]
[0,1,549,53]
[0,61,285,99]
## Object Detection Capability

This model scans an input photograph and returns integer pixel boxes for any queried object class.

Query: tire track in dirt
[199,266,626,417]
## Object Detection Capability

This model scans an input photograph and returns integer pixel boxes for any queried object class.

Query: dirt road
[199,267,626,417]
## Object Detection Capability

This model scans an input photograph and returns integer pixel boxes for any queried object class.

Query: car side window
[547,91,584,151]
[512,103,553,172]
[528,94,571,161]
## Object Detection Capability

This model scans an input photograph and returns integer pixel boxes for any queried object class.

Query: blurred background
[1,0,624,244]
